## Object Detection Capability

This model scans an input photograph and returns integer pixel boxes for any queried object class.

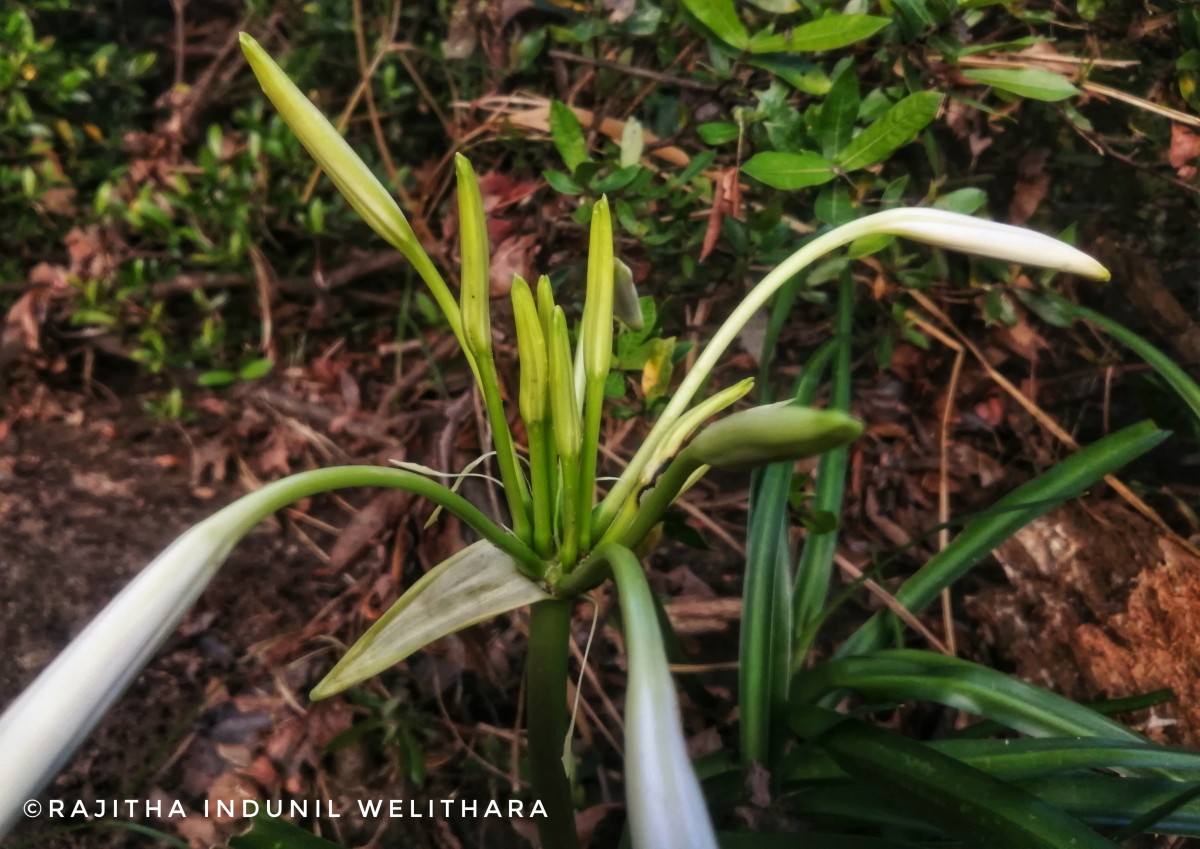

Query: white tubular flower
[607,547,718,849]
[0,508,246,838]
[869,207,1111,280]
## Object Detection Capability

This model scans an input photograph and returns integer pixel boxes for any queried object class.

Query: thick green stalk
[526,600,579,849]
[233,466,542,575]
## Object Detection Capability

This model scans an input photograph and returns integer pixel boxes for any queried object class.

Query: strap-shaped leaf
[794,650,1145,742]
[313,540,550,698]
[816,715,1119,848]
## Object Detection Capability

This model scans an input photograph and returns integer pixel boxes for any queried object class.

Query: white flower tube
[596,206,1111,534]
[604,544,718,849]
[866,207,1110,279]
[0,466,536,840]
[0,505,248,838]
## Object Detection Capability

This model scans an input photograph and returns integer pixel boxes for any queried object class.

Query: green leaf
[238,358,274,382]
[549,100,590,172]
[933,186,988,214]
[814,184,853,225]
[197,369,237,388]
[741,460,796,767]
[836,420,1170,658]
[313,541,551,698]
[680,0,749,48]
[229,815,344,848]
[835,91,943,172]
[749,15,891,53]
[815,65,861,159]
[741,0,800,11]
[698,122,741,145]
[794,650,1147,743]
[747,55,832,94]
[815,715,1119,849]
[1053,297,1200,428]
[543,169,583,195]
[963,68,1079,102]
[742,151,836,190]
[592,164,643,193]
[1021,775,1200,836]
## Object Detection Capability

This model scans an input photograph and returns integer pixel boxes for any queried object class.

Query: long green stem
[228,466,543,576]
[592,222,882,535]
[526,600,579,849]
[475,358,534,543]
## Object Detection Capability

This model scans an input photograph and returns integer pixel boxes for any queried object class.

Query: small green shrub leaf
[549,100,590,172]
[835,92,943,172]
[749,15,891,53]
[816,65,861,158]
[964,68,1079,102]
[743,151,836,190]
[680,0,749,48]
[698,122,741,145]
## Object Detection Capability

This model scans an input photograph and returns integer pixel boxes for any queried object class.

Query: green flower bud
[580,197,614,382]
[549,307,581,461]
[239,34,420,259]
[511,275,548,425]
[687,402,863,471]
[455,154,491,358]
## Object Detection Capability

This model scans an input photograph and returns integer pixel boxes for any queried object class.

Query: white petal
[0,513,239,837]
[873,207,1110,279]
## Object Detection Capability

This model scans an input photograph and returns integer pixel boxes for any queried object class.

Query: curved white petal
[872,207,1110,280]
[0,510,242,837]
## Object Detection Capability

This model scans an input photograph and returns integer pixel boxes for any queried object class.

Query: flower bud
[873,207,1110,280]
[240,34,421,259]
[455,154,491,358]
[511,275,548,425]
[687,402,863,471]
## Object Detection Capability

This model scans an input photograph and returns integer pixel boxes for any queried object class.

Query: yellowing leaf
[641,337,676,401]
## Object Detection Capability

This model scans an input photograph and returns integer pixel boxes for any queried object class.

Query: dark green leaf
[543,169,584,195]
[836,420,1170,658]
[816,716,1119,849]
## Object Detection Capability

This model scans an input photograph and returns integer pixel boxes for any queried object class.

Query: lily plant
[0,33,1112,848]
